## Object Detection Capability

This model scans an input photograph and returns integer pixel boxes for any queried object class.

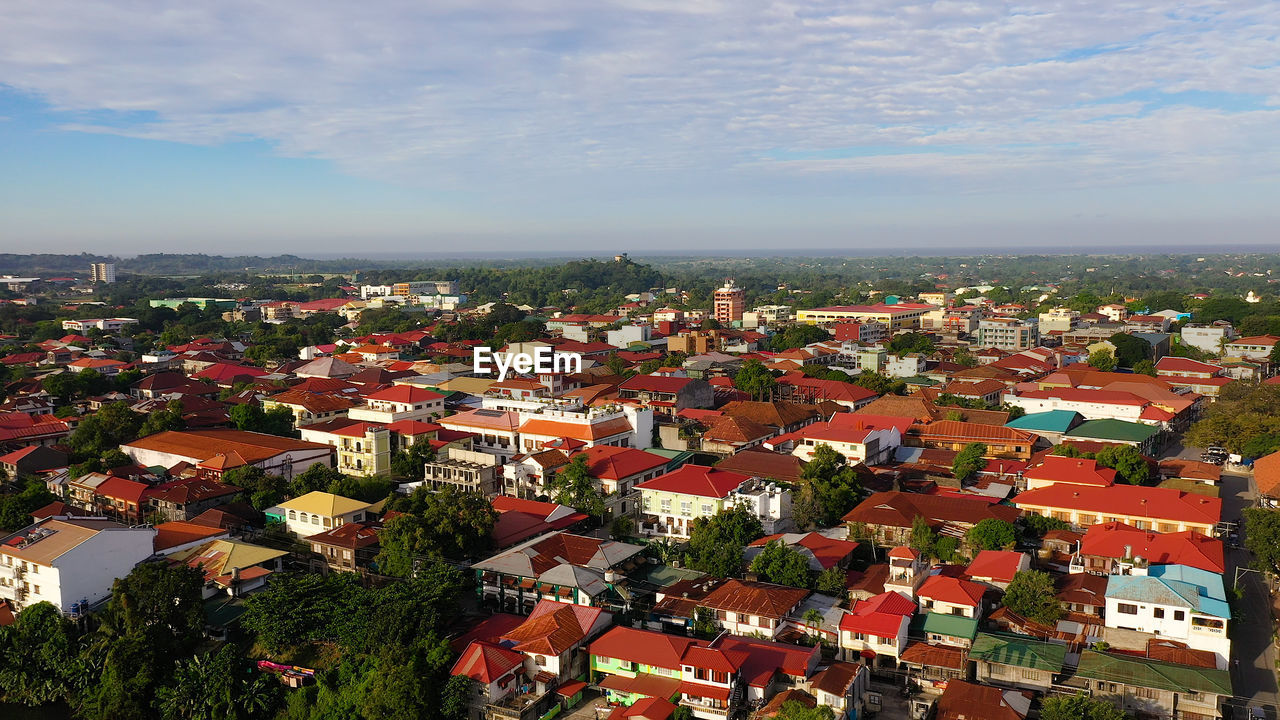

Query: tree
[1244,507,1280,574]
[1021,513,1069,538]
[909,516,936,559]
[951,442,988,484]
[774,700,835,720]
[0,475,56,532]
[1002,570,1063,625]
[1132,359,1157,377]
[69,401,142,457]
[545,454,606,517]
[814,566,848,596]
[798,444,864,527]
[376,487,497,570]
[138,399,187,438]
[768,325,831,351]
[0,601,82,705]
[391,442,435,481]
[610,515,635,540]
[849,370,905,396]
[734,360,777,401]
[749,540,812,588]
[1094,445,1149,485]
[1040,693,1127,720]
[965,519,1017,552]
[686,505,764,577]
[107,563,207,656]
[1109,332,1153,368]
[158,645,281,720]
[1087,349,1117,372]
[229,403,296,437]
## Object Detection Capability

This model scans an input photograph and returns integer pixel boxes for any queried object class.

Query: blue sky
[1,0,1278,254]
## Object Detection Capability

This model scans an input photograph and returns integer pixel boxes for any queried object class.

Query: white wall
[49,527,156,612]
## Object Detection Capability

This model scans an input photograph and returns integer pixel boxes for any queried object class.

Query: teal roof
[1006,410,1082,434]
[970,632,1066,672]
[1105,565,1230,619]
[1075,650,1231,696]
[920,612,979,641]
[1064,419,1159,443]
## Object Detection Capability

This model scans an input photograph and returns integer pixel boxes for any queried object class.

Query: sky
[1,1,1278,255]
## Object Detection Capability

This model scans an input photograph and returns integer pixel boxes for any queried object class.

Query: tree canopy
[1002,570,1063,625]
[686,505,764,577]
[748,540,812,588]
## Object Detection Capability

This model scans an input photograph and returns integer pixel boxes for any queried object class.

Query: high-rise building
[89,262,116,284]
[713,280,745,325]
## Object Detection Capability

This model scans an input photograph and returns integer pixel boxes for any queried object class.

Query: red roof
[192,363,268,382]
[1154,357,1222,376]
[620,375,696,393]
[574,445,669,480]
[502,600,605,655]
[363,385,443,403]
[1013,484,1221,526]
[94,476,151,504]
[917,575,986,607]
[963,550,1026,583]
[749,532,859,570]
[636,464,749,499]
[1078,521,1224,574]
[1016,387,1149,407]
[839,591,917,636]
[590,626,697,671]
[1023,456,1116,488]
[491,497,589,547]
[451,641,525,683]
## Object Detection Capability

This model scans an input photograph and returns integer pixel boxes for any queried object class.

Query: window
[535,655,546,666]
[1174,611,1185,621]
[1117,603,1138,615]
[33,585,40,594]
[29,564,37,575]
[1153,608,1164,619]
[1133,687,1156,700]
[1021,669,1039,680]
[660,499,671,512]
[680,502,692,517]
[701,504,713,515]
[989,664,1006,676]
[288,510,297,520]
[312,515,320,525]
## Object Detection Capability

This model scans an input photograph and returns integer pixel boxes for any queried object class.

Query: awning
[598,673,682,699]
[556,680,588,697]
[678,682,731,701]
[860,649,877,660]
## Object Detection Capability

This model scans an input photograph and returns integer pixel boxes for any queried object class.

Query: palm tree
[802,608,826,644]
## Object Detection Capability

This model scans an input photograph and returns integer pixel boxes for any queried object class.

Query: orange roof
[451,641,525,683]
[519,416,633,442]
[153,521,229,552]
[363,385,443,403]
[501,600,605,655]
[636,464,749,499]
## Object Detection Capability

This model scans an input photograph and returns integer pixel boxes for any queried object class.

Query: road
[1169,440,1279,714]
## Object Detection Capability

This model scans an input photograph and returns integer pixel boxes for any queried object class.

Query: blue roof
[1005,410,1082,433]
[1106,564,1230,618]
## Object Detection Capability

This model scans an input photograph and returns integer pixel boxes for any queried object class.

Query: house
[698,579,810,640]
[265,491,377,537]
[718,401,821,435]
[934,680,1031,720]
[746,533,859,573]
[451,641,528,710]
[347,385,445,423]
[473,532,646,614]
[491,497,590,549]
[700,416,775,455]
[920,612,981,649]
[1223,334,1280,360]
[308,521,381,573]
[169,538,288,598]
[499,599,612,684]
[806,662,868,720]
[1104,564,1231,668]
[419,447,503,495]
[1060,418,1162,456]
[589,626,747,720]
[842,491,1021,546]
[963,551,1030,590]
[617,375,714,414]
[775,376,878,410]
[771,415,903,465]
[1252,449,1280,505]
[122,429,334,480]
[1013,484,1220,534]
[837,590,916,664]
[899,642,967,694]
[1054,573,1108,620]
[93,476,152,523]
[715,449,807,485]
[1067,650,1231,720]
[0,517,156,614]
[298,419,390,477]
[636,465,792,538]
[147,476,243,522]
[0,445,68,477]
[1021,455,1116,490]
[968,632,1065,693]
[1072,521,1224,575]
[571,445,671,517]
[916,574,986,619]
[260,389,359,427]
[905,421,1038,460]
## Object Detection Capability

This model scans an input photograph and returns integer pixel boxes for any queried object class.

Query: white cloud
[1,0,1278,199]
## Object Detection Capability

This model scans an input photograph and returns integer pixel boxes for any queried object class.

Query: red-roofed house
[491,496,590,548]
[768,417,902,465]
[451,641,527,705]
[917,575,986,618]
[1022,456,1117,490]
[500,600,611,683]
[348,385,444,423]
[747,532,859,572]
[776,376,878,410]
[963,551,1031,590]
[93,476,152,523]
[1072,521,1224,575]
[699,579,810,640]
[1013,484,1220,534]
[636,465,788,538]
[617,375,713,414]
[838,590,917,663]
[570,445,671,517]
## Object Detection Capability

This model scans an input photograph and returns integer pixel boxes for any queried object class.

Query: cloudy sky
[1,1,1277,254]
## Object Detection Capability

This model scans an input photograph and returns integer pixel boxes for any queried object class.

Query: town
[2,252,1280,720]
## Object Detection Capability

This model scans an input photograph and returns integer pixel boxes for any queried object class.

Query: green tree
[798,444,864,527]
[1094,444,1150,485]
[1244,507,1280,574]
[951,442,988,484]
[0,601,82,705]
[1109,332,1153,368]
[768,325,831,351]
[107,563,207,656]
[376,487,497,571]
[1002,570,1063,625]
[1021,513,1070,538]
[68,401,142,458]
[138,399,187,438]
[391,441,435,481]
[686,505,764,577]
[1132,359,1157,377]
[158,645,281,720]
[774,700,836,720]
[1040,693,1127,720]
[0,476,56,532]
[734,360,778,401]
[545,454,607,517]
[1087,349,1117,372]
[749,540,812,588]
[229,403,296,437]
[814,566,848,596]
[909,515,936,559]
[965,518,1017,552]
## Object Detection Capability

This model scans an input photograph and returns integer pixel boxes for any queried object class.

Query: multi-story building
[795,303,935,331]
[1224,335,1280,361]
[89,262,116,284]
[635,464,791,538]
[122,429,334,481]
[713,280,745,325]
[347,385,444,423]
[1013,484,1220,534]
[742,305,792,328]
[60,317,138,333]
[419,447,502,495]
[1104,565,1231,668]
[1180,323,1236,355]
[266,491,376,538]
[1038,308,1080,333]
[975,317,1039,350]
[0,517,155,614]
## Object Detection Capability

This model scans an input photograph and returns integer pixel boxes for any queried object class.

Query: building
[299,420,391,477]
[795,303,935,331]
[148,476,243,522]
[975,318,1039,351]
[122,429,334,480]
[1013,484,1220,535]
[636,465,789,538]
[713,280,745,325]
[420,447,503,495]
[618,375,714,414]
[1180,324,1236,355]
[309,522,381,573]
[963,551,1030,590]
[266,491,377,537]
[89,262,116,284]
[1072,521,1224,576]
[842,491,1021,546]
[1223,335,1280,360]
[261,389,360,427]
[1038,308,1080,333]
[698,578,809,640]
[0,517,156,614]
[472,532,646,614]
[169,538,287,598]
[837,590,917,664]
[347,385,445,423]
[60,317,138,333]
[1067,649,1231,719]
[589,626,747,720]
[1104,564,1231,668]
[968,632,1065,693]
[773,415,902,465]
[1022,456,1116,490]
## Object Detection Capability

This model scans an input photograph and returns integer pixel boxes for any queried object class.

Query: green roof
[902,376,940,386]
[1005,410,1082,434]
[1075,650,1231,696]
[920,612,980,640]
[1064,419,1159,443]
[969,632,1066,672]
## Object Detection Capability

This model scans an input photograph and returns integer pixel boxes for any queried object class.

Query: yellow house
[299,420,392,476]
[261,389,359,427]
[267,491,381,538]
[1013,484,1219,535]
[634,464,751,539]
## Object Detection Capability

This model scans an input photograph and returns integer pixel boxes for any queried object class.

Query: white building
[0,517,156,614]
[267,491,376,538]
[1103,565,1231,669]
[90,262,116,284]
[606,325,651,348]
[61,317,139,333]
[886,353,927,378]
[347,385,445,423]
[1180,324,1236,355]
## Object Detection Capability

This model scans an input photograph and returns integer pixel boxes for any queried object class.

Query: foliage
[0,601,82,705]
[1021,513,1069,538]
[686,505,764,577]
[1132,359,1157,376]
[749,540,812,588]
[795,444,864,528]
[69,401,142,458]
[376,487,497,571]
[545,454,607,517]
[138,399,187,438]
[158,645,281,720]
[391,441,436,481]
[1040,693,1127,720]
[887,332,934,356]
[0,475,56,532]
[1109,332,1153,368]
[1187,383,1280,454]
[849,370,905,396]
[934,536,960,563]
[774,700,836,720]
[965,519,1017,552]
[814,566,848,596]
[220,465,288,510]
[610,515,635,540]
[1087,349,1117,372]
[909,516,937,559]
[734,360,778,401]
[951,442,988,484]
[1244,508,1280,574]
[229,403,296,437]
[1094,444,1150,485]
[1002,570,1064,625]
[768,325,831,351]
